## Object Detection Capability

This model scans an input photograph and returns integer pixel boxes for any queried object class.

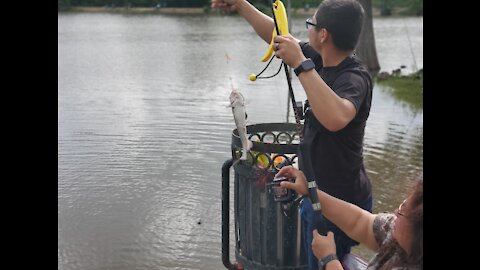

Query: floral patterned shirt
[366,213,421,270]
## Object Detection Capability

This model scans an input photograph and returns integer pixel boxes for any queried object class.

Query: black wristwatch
[318,254,338,270]
[294,58,315,76]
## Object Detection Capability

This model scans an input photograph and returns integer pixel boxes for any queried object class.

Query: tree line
[59,0,422,16]
[59,0,210,8]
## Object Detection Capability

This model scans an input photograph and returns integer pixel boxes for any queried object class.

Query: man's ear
[320,28,328,43]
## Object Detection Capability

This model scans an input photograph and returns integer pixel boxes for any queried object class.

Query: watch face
[295,59,315,76]
[304,59,315,70]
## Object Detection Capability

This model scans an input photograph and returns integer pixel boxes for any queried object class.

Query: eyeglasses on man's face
[305,17,317,30]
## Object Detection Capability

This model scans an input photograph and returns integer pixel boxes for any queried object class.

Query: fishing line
[378,17,423,191]
[403,20,418,73]
[250,55,283,81]
[389,109,422,188]
[367,96,422,211]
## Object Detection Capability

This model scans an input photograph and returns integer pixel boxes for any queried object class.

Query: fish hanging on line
[229,82,252,160]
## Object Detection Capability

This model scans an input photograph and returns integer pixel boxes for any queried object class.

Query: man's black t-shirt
[298,41,372,206]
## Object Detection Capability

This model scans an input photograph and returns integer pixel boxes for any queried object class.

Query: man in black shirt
[211,0,373,269]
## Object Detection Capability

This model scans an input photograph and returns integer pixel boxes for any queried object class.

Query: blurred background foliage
[59,0,422,16]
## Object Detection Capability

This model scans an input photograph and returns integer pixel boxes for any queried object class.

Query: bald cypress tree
[356,0,381,76]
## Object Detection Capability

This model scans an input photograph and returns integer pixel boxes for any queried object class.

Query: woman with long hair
[277,166,423,270]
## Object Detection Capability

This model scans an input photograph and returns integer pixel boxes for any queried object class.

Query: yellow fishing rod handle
[260,0,289,62]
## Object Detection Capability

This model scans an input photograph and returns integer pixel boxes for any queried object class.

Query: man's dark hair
[314,0,365,51]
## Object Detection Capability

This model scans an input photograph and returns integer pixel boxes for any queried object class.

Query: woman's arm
[316,187,378,251]
[277,166,379,251]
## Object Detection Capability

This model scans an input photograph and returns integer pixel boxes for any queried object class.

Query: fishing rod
[262,0,328,236]
[250,0,304,141]
[269,0,304,142]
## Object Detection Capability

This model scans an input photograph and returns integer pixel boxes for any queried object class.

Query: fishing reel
[268,175,295,202]
[267,175,305,217]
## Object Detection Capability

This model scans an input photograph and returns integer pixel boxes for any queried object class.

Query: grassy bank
[377,69,423,110]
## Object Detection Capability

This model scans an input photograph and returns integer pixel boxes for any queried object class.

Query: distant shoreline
[61,6,417,17]
[66,6,206,15]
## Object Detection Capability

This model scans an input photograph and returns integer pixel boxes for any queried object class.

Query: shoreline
[66,6,206,15]
[61,6,417,17]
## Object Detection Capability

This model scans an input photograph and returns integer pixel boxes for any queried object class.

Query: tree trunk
[356,0,381,76]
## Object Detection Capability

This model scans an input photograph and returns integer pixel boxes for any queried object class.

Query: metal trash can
[222,123,307,270]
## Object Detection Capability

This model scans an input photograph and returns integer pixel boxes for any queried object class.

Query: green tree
[58,0,71,10]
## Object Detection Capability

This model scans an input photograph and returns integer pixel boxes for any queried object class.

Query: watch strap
[318,254,338,270]
[294,58,315,76]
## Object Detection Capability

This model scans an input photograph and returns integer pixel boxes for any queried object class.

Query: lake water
[58,13,423,270]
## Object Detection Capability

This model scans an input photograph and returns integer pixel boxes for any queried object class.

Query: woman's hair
[374,175,423,269]
[314,0,365,51]
[406,175,423,268]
